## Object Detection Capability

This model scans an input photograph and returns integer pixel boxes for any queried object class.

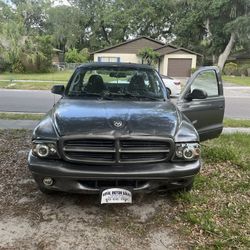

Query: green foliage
[238,64,250,76]
[173,0,250,66]
[0,19,25,71]
[224,118,250,128]
[222,75,250,86]
[202,133,250,168]
[137,47,160,65]
[0,1,52,72]
[24,35,53,72]
[191,67,198,74]
[175,134,250,248]
[47,5,83,51]
[12,61,25,73]
[0,0,249,72]
[65,48,89,63]
[223,62,238,75]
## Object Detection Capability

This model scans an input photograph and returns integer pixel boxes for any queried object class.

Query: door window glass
[190,70,219,97]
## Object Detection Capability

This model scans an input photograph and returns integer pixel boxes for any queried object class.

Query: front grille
[61,137,173,164]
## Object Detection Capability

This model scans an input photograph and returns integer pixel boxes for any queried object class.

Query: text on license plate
[101,188,132,204]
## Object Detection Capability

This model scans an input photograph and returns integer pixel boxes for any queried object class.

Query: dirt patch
[0,130,184,250]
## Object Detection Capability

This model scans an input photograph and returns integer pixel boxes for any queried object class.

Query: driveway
[0,130,182,250]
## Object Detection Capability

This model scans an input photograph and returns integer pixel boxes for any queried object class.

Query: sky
[2,0,70,6]
[53,0,70,6]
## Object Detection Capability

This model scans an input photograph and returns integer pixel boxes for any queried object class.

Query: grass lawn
[174,133,250,248]
[222,75,250,86]
[224,118,250,127]
[0,71,73,90]
[0,70,73,81]
[0,112,45,120]
[0,81,66,90]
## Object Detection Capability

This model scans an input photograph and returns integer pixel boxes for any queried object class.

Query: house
[52,48,65,65]
[227,50,250,65]
[92,36,202,77]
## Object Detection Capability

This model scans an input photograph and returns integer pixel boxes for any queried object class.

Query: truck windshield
[65,66,165,101]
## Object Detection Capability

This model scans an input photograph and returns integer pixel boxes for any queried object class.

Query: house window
[98,57,120,63]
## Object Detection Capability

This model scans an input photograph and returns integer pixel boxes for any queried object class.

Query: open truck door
[176,66,225,141]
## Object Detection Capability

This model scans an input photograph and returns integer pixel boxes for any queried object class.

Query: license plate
[101,188,132,204]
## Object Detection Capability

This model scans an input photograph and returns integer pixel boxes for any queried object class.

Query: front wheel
[174,178,194,193]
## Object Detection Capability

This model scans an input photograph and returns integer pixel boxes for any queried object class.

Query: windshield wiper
[123,92,161,101]
[81,91,113,100]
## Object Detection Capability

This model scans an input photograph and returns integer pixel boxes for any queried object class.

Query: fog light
[43,177,54,186]
[36,144,49,157]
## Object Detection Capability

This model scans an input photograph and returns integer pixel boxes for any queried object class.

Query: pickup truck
[28,62,224,204]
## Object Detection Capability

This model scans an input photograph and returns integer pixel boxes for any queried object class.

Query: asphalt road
[0,86,249,118]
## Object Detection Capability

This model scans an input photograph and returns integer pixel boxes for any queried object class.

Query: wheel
[175,179,194,193]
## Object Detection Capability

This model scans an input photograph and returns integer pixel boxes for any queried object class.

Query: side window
[190,70,219,97]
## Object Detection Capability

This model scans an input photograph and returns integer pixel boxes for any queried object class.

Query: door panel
[177,66,225,141]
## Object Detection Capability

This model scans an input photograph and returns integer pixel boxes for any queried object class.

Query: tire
[175,179,194,193]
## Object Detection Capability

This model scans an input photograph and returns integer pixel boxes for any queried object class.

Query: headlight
[173,143,200,161]
[32,140,59,159]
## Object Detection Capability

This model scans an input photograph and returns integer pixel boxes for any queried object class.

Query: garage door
[168,58,192,77]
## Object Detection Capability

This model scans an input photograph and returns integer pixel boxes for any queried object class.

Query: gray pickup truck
[28,63,224,204]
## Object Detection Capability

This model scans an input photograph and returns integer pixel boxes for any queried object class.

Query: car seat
[85,74,106,93]
[127,74,146,93]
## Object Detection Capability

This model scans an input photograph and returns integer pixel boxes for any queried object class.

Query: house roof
[91,36,165,54]
[230,51,250,60]
[91,36,202,57]
[165,47,203,57]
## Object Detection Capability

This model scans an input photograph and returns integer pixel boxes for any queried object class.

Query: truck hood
[52,99,180,137]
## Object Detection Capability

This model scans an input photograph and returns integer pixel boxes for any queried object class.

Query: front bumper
[28,151,201,193]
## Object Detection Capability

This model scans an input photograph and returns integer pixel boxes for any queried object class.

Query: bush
[223,62,238,75]
[12,61,25,73]
[238,64,250,76]
[65,48,89,63]
[137,47,160,65]
[191,67,198,74]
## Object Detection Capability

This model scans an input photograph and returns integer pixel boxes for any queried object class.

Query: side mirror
[186,88,207,101]
[51,85,65,95]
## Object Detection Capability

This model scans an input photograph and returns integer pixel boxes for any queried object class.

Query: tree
[0,0,53,72]
[68,0,176,51]
[24,35,53,72]
[0,19,26,71]
[173,0,250,69]
[47,5,83,51]
[137,47,160,65]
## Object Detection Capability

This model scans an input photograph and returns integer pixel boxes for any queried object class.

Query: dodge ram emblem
[113,120,123,128]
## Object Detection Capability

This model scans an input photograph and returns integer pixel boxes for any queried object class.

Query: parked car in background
[28,63,225,204]
[161,74,181,96]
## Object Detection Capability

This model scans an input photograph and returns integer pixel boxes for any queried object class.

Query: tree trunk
[101,24,110,45]
[212,55,217,64]
[217,32,236,70]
